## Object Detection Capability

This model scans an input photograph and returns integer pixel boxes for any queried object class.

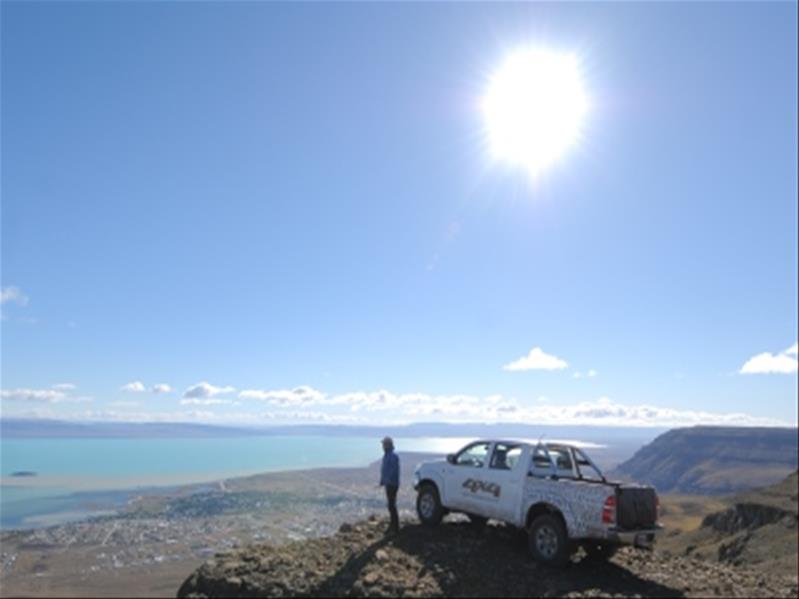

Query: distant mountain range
[0,418,268,439]
[612,426,799,494]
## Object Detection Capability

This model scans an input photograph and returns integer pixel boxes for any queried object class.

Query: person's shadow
[314,521,683,597]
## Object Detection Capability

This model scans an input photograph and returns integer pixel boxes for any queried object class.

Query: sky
[1,2,797,429]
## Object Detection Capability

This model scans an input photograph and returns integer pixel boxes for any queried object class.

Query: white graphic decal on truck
[463,478,501,498]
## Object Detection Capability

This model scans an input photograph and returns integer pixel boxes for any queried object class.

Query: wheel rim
[419,492,435,519]
[535,525,559,559]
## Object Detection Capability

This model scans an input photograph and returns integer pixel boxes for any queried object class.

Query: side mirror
[446,453,456,464]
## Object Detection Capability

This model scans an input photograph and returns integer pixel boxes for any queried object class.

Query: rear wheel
[416,483,444,527]
[528,514,571,567]
[583,542,618,561]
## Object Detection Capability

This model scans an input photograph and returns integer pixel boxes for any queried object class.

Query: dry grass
[658,494,728,533]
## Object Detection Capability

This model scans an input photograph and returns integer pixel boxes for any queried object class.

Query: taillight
[602,495,616,524]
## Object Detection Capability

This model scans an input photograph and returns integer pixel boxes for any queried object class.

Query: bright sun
[482,48,588,178]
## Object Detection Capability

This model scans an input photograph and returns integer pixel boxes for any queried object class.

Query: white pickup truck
[413,439,662,566]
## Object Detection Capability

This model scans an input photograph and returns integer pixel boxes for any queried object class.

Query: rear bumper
[606,526,663,549]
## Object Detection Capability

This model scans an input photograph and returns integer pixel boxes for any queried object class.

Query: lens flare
[482,48,588,178]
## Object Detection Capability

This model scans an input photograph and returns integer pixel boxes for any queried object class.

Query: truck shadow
[316,520,684,597]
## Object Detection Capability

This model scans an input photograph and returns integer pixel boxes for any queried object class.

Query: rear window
[529,446,577,478]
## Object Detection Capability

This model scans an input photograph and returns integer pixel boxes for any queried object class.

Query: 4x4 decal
[463,478,501,498]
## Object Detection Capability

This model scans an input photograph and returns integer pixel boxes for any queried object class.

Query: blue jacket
[380,450,400,487]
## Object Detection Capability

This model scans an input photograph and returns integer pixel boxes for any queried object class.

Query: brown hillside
[178,517,798,598]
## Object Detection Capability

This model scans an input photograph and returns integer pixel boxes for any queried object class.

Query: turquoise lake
[0,436,470,529]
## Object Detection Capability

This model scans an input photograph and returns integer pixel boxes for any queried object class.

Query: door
[443,441,492,512]
[483,442,525,522]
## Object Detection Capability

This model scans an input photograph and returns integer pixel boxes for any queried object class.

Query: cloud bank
[233,386,788,428]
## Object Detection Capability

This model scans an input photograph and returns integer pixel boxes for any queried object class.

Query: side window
[549,447,576,478]
[551,448,573,470]
[529,446,567,476]
[531,447,551,469]
[455,442,490,468]
[490,443,522,470]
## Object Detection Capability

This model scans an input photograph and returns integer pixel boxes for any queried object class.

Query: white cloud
[1,388,67,403]
[183,382,236,399]
[503,347,568,371]
[739,343,798,375]
[120,382,173,394]
[0,286,29,306]
[240,386,326,405]
[0,387,91,404]
[121,381,147,393]
[587,369,598,378]
[180,398,236,406]
[52,383,77,391]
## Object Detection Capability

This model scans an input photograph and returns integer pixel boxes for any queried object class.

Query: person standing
[380,436,400,535]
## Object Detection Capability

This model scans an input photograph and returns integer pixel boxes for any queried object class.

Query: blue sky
[1,2,797,428]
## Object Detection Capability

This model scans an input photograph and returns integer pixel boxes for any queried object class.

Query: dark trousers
[385,484,399,531]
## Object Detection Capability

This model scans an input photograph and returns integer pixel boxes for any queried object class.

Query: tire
[466,514,488,527]
[528,514,572,567]
[583,542,618,561]
[416,483,444,527]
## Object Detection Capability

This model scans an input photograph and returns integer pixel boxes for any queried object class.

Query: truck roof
[469,439,583,449]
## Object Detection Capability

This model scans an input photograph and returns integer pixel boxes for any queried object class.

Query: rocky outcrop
[177,516,798,598]
[658,472,798,574]
[703,502,797,535]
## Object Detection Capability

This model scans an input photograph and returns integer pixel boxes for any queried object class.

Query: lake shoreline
[0,450,443,532]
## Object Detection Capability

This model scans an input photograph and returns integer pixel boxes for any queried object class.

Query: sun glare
[482,48,588,178]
